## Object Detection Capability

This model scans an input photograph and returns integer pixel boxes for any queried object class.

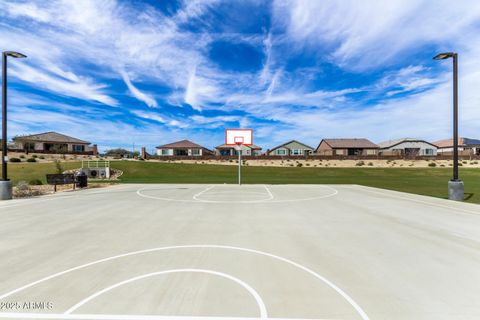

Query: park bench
[46,173,77,192]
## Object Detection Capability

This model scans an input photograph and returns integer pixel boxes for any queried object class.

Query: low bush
[19,155,25,159]
[26,158,37,162]
[428,162,437,167]
[356,161,365,166]
[367,162,374,166]
[32,154,38,158]
[296,163,303,167]
[9,157,21,162]
[29,179,43,185]
[39,155,45,159]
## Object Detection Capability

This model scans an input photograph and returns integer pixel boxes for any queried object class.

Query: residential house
[215,144,262,156]
[267,140,314,156]
[12,132,96,154]
[315,138,379,156]
[156,139,214,156]
[378,138,437,157]
[434,137,480,156]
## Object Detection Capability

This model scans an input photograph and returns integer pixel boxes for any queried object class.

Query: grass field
[9,160,480,204]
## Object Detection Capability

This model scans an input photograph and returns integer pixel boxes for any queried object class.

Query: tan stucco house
[12,132,96,154]
[215,144,262,156]
[267,140,314,156]
[156,139,214,156]
[315,138,379,156]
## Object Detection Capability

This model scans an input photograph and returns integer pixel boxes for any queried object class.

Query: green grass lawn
[9,161,480,204]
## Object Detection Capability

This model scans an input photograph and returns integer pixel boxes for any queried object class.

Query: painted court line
[0,313,339,320]
[193,186,273,203]
[64,269,267,318]
[0,245,369,320]
[192,185,216,201]
[137,185,338,204]
[350,185,480,215]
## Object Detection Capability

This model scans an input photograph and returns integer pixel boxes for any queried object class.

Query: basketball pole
[237,143,241,185]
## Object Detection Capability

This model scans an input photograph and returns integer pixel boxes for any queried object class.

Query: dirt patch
[150,158,480,168]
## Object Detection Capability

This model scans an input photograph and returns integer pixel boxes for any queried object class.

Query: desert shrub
[17,181,29,190]
[9,157,21,162]
[462,161,468,164]
[428,162,437,167]
[14,181,31,197]
[32,154,38,158]
[29,179,43,185]
[367,162,374,166]
[356,161,365,166]
[458,162,463,166]
[39,155,45,159]
[305,163,310,166]
[26,158,36,162]
[296,163,303,167]
[54,159,64,174]
[440,164,445,167]
[19,155,25,159]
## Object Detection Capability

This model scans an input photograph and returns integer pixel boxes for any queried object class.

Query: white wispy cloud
[9,62,118,106]
[121,71,158,108]
[276,0,480,70]
[2,0,480,151]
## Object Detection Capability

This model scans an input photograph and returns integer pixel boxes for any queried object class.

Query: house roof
[156,139,208,149]
[268,140,314,153]
[13,131,90,144]
[378,138,437,149]
[215,143,262,150]
[433,137,480,148]
[317,138,379,150]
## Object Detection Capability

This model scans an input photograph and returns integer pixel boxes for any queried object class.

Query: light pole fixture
[1,51,27,200]
[433,51,464,201]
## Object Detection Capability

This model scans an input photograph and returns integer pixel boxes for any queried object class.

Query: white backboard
[225,129,253,146]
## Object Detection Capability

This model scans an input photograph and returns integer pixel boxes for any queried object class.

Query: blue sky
[1,0,480,152]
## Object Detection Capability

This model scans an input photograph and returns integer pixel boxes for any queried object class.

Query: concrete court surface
[0,183,480,320]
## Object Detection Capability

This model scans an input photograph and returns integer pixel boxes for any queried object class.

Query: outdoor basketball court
[1,183,480,320]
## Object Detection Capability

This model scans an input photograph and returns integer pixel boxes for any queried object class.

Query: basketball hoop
[225,129,252,146]
[234,136,244,145]
[225,129,253,186]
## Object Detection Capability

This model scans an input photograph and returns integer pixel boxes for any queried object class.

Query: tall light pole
[1,51,27,200]
[433,52,463,201]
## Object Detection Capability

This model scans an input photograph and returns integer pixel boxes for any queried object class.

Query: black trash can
[76,171,88,188]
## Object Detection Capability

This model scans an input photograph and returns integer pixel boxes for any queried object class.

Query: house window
[191,149,201,156]
[220,149,230,156]
[72,145,85,152]
[175,149,188,156]
[24,142,35,152]
[292,149,302,155]
[425,149,434,155]
[161,149,170,155]
[276,149,286,155]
